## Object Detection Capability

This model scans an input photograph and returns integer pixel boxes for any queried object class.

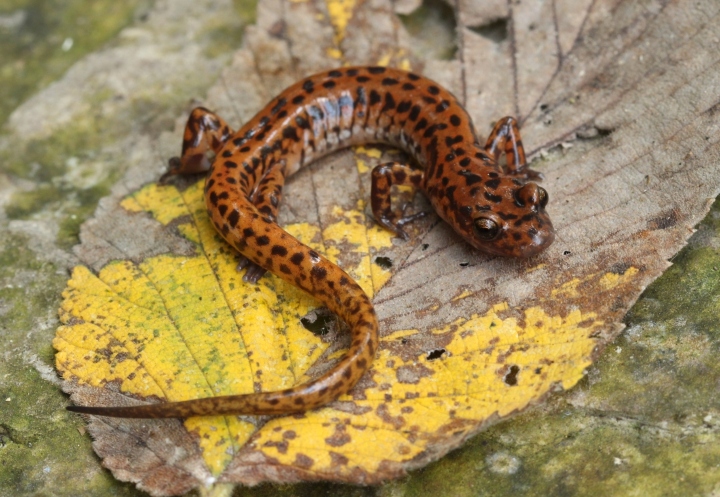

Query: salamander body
[67,66,554,418]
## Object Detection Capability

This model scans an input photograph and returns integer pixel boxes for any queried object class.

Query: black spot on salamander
[225,160,238,168]
[445,153,455,161]
[450,115,461,126]
[308,250,321,262]
[414,118,428,132]
[256,235,270,246]
[485,178,501,189]
[382,92,396,112]
[227,209,240,227]
[436,100,450,112]
[328,70,342,77]
[260,145,272,160]
[499,211,518,220]
[259,116,270,127]
[311,266,327,279]
[222,150,233,158]
[210,191,219,206]
[346,68,359,76]
[255,131,266,141]
[454,148,466,156]
[369,89,381,106]
[290,252,304,265]
[282,126,299,141]
[423,124,439,138]
[402,82,415,91]
[407,73,421,80]
[459,170,483,185]
[271,97,287,115]
[307,105,324,121]
[295,116,310,129]
[323,80,336,89]
[444,135,462,147]
[303,80,314,93]
[279,264,292,274]
[218,204,228,216]
[292,95,305,105]
[277,110,288,119]
[428,85,440,95]
[409,105,421,121]
[271,245,288,256]
[397,101,412,113]
[226,177,236,184]
[240,146,250,153]
[422,96,437,105]
[356,75,370,83]
[243,227,255,237]
[382,77,399,86]
[368,66,386,74]
[484,192,503,203]
[488,171,499,178]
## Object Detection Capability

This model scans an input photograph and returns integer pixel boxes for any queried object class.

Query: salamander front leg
[160,107,234,183]
[371,162,426,240]
[484,117,543,180]
[238,161,288,283]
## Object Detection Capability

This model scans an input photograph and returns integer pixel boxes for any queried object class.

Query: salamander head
[453,179,555,258]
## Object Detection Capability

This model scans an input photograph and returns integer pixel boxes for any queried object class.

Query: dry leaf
[54,0,720,494]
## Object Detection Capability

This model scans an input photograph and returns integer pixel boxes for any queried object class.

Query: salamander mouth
[515,223,556,257]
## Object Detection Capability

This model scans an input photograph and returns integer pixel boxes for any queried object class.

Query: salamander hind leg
[484,117,543,180]
[238,161,289,283]
[160,107,234,183]
[371,162,426,240]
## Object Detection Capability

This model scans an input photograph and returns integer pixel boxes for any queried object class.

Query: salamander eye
[538,187,549,209]
[473,217,500,240]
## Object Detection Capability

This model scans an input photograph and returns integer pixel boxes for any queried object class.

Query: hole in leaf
[300,308,335,336]
[426,348,446,360]
[503,365,520,386]
[374,256,393,269]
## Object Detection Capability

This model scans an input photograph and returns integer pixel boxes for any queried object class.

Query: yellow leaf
[55,174,622,481]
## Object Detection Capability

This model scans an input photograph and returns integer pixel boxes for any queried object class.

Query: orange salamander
[67,66,554,418]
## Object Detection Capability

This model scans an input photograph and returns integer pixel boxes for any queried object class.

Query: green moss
[232,0,257,25]
[0,0,148,128]
[1,117,123,247]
